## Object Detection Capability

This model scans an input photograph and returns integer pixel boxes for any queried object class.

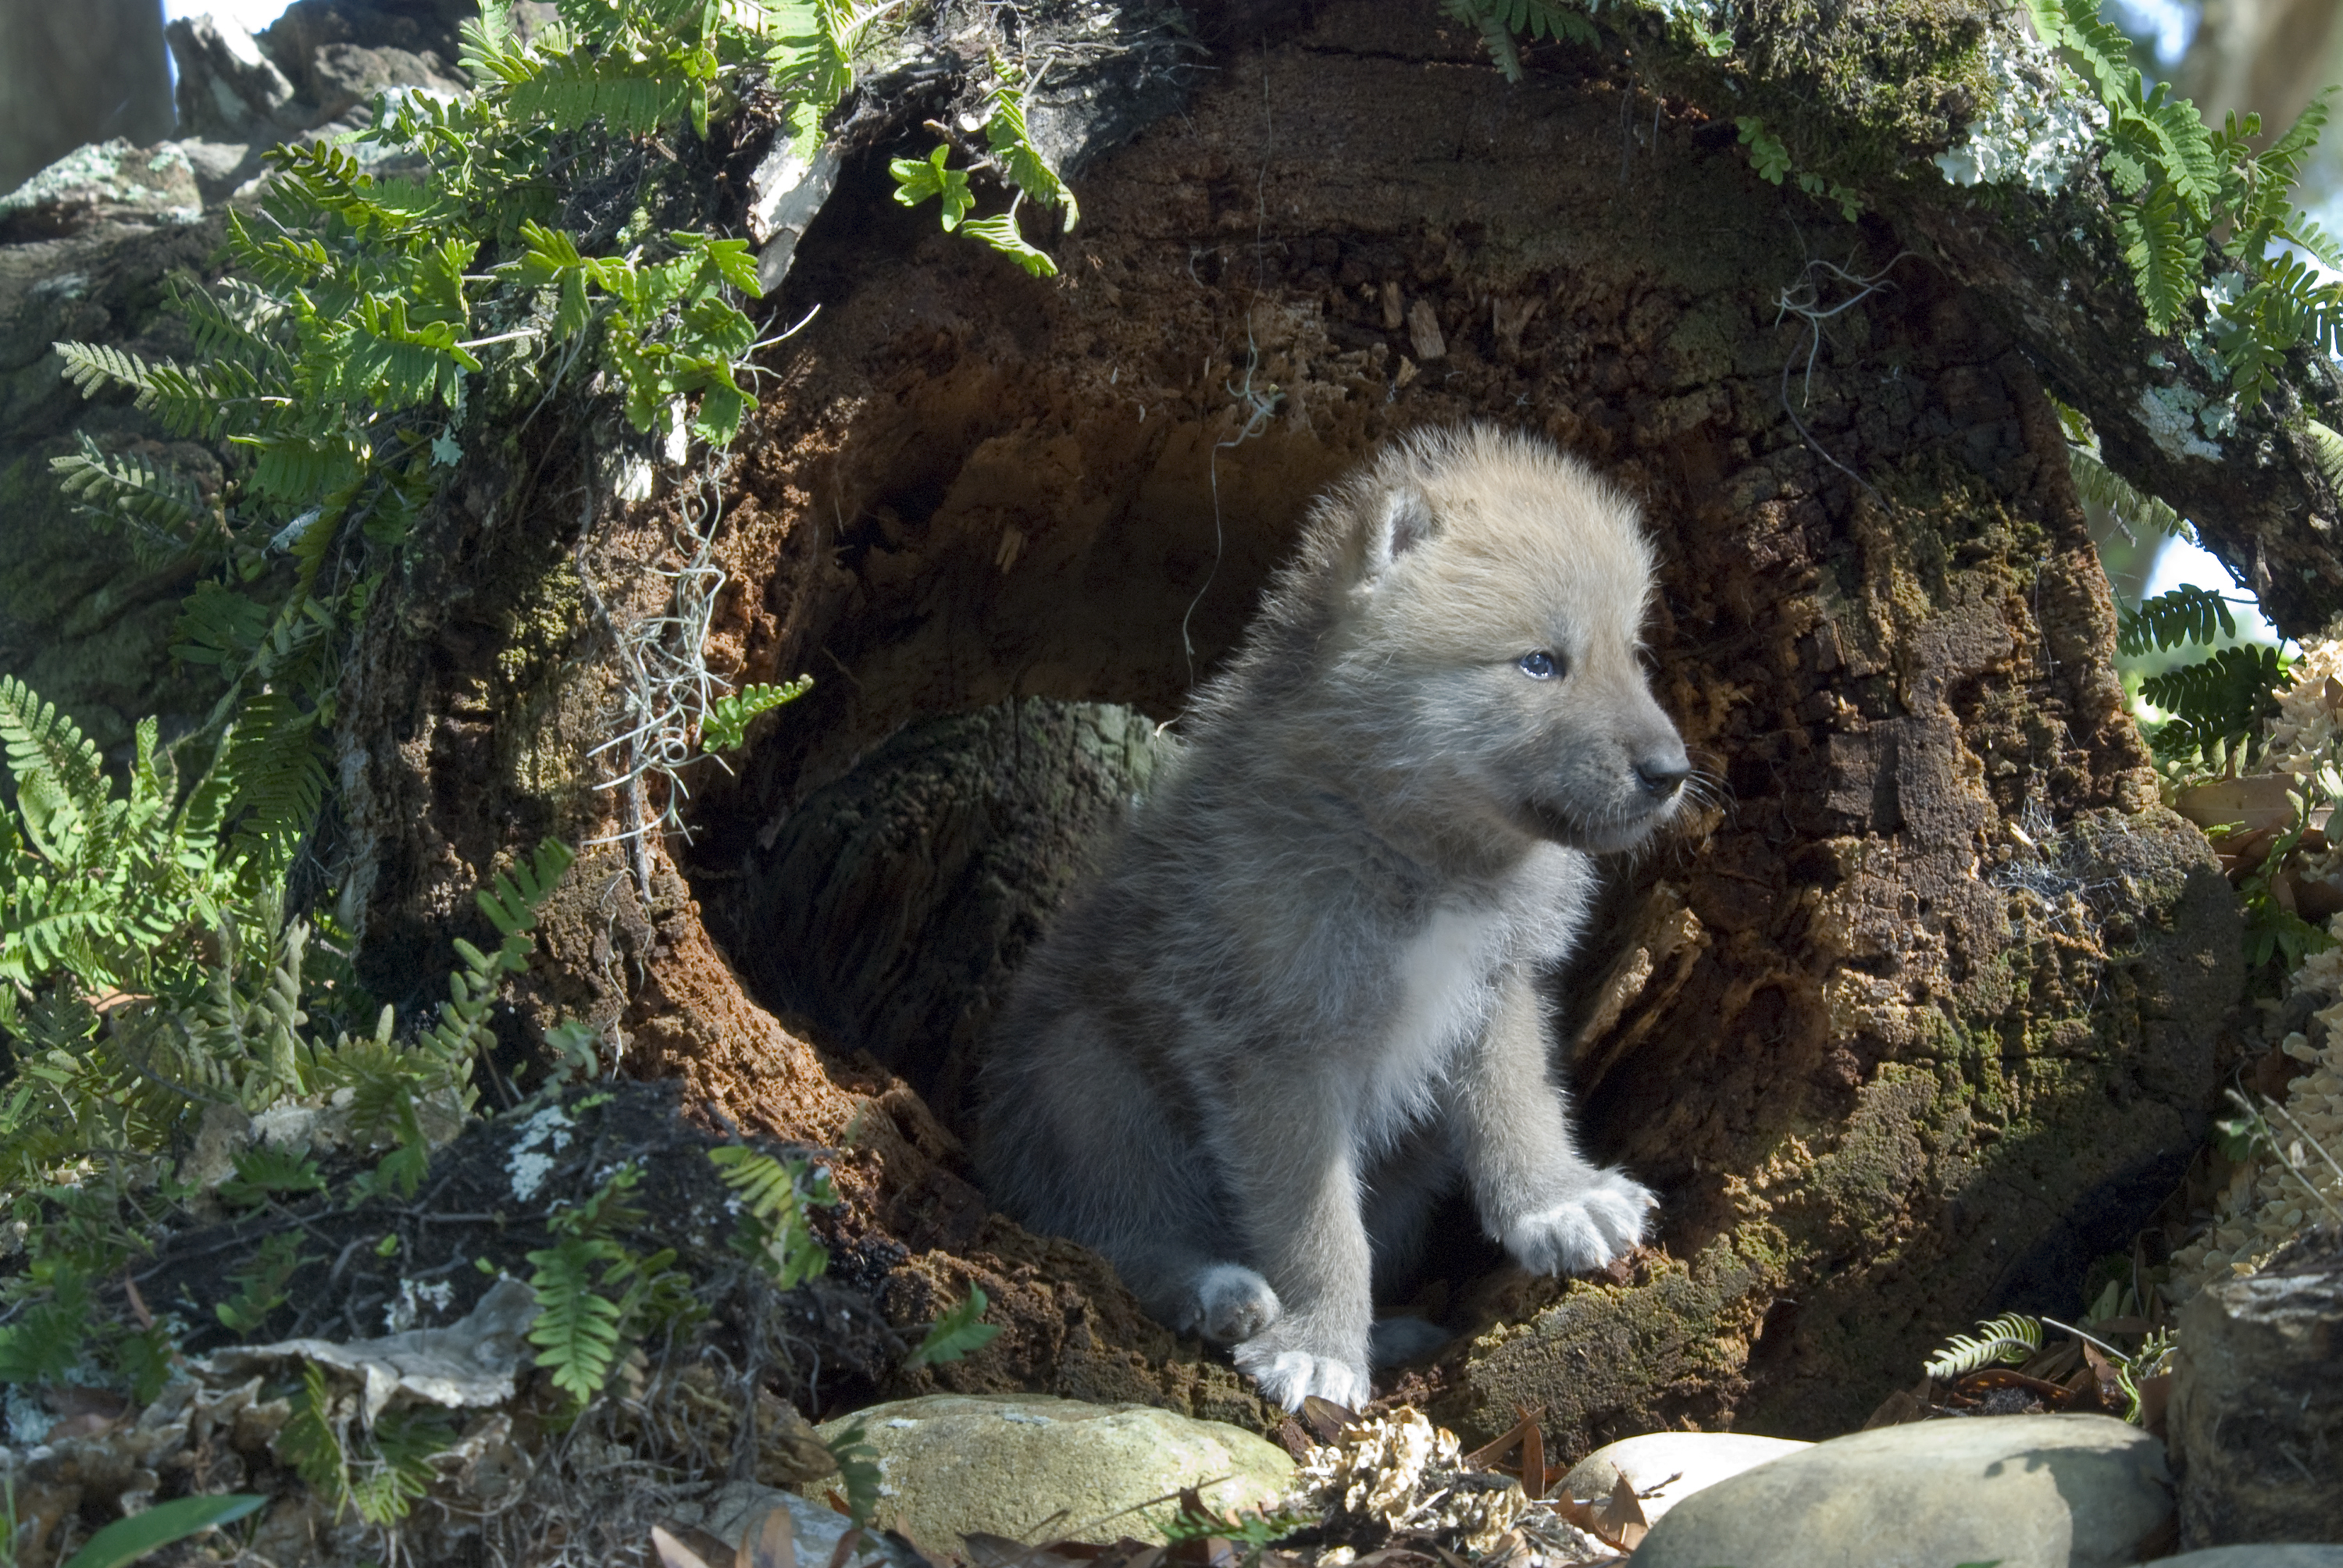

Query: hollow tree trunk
[333,3,2242,1449]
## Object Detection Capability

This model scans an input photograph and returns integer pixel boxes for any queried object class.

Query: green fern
[214,1230,308,1333]
[1922,1311,2043,1378]
[349,1407,457,1526]
[2067,439,2190,543]
[702,676,812,753]
[50,436,219,566]
[1444,0,1597,81]
[279,1363,350,1511]
[708,1144,835,1288]
[2141,643,2290,766]
[905,1285,1001,1367]
[2118,584,2236,654]
[523,1160,691,1405]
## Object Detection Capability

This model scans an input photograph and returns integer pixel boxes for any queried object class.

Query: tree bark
[316,2,2250,1449]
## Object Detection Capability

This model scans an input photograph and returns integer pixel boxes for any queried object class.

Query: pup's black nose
[1634,754,1690,798]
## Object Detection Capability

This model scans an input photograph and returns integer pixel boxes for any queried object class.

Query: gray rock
[166,14,298,139]
[1628,1413,2171,1568]
[2173,1228,2343,1548]
[807,1394,1293,1554]
[0,0,174,193]
[2151,1551,2343,1566]
[0,140,201,244]
[1557,1431,1808,1520]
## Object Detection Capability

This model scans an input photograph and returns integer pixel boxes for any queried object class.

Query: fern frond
[222,692,326,869]
[2117,183,2202,333]
[1922,1311,2042,1378]
[48,436,219,567]
[54,340,162,401]
[508,53,693,135]
[2141,643,2289,764]
[0,676,109,867]
[701,675,811,752]
[982,63,1079,229]
[2306,419,2343,497]
[476,838,574,943]
[2118,583,2234,654]
[525,1235,627,1402]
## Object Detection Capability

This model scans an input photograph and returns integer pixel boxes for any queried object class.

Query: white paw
[1189,1263,1281,1343]
[1233,1340,1371,1411]
[1501,1168,1656,1275]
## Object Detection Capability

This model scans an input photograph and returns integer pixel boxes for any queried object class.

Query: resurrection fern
[889,55,1083,276]
[708,1143,835,1288]
[702,675,812,753]
[2027,0,2343,407]
[348,1406,458,1526]
[2139,643,2288,767]
[904,1285,1001,1367]
[2118,583,2236,655]
[213,1230,308,1333]
[0,678,242,992]
[1443,0,1598,80]
[524,1160,696,1405]
[48,0,883,886]
[822,1419,884,1527]
[1922,1311,2044,1378]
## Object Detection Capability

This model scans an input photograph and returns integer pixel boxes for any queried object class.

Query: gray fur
[978,426,1689,1409]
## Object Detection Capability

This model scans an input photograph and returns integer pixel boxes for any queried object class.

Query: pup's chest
[1385,903,1513,1058]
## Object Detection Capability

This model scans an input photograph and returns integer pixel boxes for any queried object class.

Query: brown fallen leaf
[1585,1474,1649,1552]
[1860,1378,1935,1429]
[1300,1395,1358,1444]
[744,1504,797,1568]
[653,1523,726,1568]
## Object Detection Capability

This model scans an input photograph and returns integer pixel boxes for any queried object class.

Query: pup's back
[980,426,1685,1406]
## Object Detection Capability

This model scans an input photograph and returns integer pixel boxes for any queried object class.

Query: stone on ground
[806,1394,1294,1554]
[1626,1413,2170,1568]
[2149,1550,2343,1566]
[1557,1431,1809,1520]
[2173,1230,2343,1548]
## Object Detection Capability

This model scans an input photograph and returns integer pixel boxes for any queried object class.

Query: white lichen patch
[506,1103,576,1203]
[2137,383,2225,461]
[1934,24,2106,194]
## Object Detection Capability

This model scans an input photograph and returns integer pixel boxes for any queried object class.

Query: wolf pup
[979,426,1689,1409]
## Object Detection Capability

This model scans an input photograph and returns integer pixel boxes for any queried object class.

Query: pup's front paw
[1187,1263,1282,1343]
[1500,1167,1656,1275]
[1233,1335,1372,1411]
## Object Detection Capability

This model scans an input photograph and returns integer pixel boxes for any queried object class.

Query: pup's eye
[1517,650,1563,680]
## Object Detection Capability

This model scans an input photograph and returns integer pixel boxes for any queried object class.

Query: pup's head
[1308,425,1689,855]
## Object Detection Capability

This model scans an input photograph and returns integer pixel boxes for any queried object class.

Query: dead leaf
[1587,1475,1649,1552]
[1947,1367,2076,1409]
[744,1505,797,1568]
[826,1527,866,1568]
[1860,1378,1935,1429]
[654,1523,724,1568]
[1299,1397,1357,1444]
[1275,1414,1314,1459]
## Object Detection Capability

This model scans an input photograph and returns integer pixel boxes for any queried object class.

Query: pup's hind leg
[982,1013,1279,1344]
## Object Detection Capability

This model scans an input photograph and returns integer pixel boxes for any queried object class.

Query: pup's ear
[1357,485,1438,583]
